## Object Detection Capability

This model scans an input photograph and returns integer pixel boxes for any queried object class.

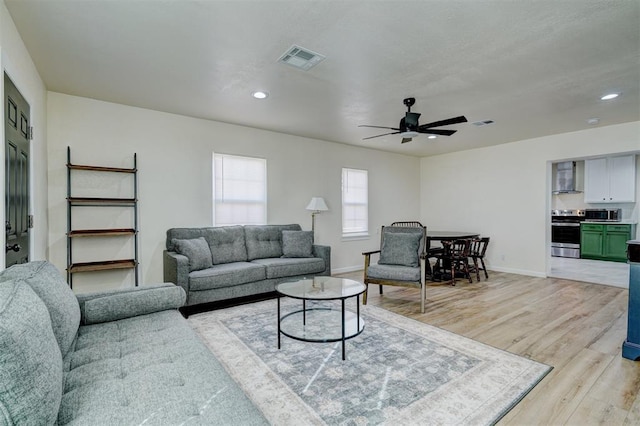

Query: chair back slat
[391,221,423,228]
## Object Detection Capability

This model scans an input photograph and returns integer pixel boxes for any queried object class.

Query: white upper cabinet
[584,155,636,203]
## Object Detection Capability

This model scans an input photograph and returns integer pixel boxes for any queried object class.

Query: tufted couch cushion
[0,260,80,357]
[58,310,266,425]
[244,224,301,261]
[0,279,63,425]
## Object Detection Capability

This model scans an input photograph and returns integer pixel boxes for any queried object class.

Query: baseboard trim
[333,265,546,279]
[331,265,363,275]
[489,266,546,278]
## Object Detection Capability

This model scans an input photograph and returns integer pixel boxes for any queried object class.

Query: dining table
[426,231,481,281]
[427,230,480,242]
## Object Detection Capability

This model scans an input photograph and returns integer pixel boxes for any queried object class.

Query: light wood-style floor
[335,270,640,425]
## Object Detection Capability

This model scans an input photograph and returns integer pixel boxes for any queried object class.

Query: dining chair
[434,238,473,286]
[469,237,490,280]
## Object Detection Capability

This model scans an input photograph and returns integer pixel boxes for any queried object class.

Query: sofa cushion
[188,262,267,291]
[282,230,314,258]
[367,263,422,283]
[207,225,248,264]
[172,237,213,271]
[251,257,326,279]
[0,261,80,357]
[245,224,301,261]
[0,279,63,425]
[378,231,421,267]
[59,310,267,425]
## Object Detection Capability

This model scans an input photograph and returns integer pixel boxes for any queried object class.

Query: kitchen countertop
[582,220,638,225]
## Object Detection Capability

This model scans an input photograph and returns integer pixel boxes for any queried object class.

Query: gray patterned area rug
[189,299,551,425]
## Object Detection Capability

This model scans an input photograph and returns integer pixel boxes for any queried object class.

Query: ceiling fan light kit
[359,97,467,144]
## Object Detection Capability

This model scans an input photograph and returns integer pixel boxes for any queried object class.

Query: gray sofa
[163,224,331,307]
[0,261,267,425]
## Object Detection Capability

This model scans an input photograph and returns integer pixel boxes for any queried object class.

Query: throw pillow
[378,231,421,267]
[172,237,213,272]
[281,230,314,258]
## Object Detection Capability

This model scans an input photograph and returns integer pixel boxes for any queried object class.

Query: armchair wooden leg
[363,284,368,305]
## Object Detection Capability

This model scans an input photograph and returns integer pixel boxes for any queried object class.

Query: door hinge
[28,126,34,140]
[28,215,34,229]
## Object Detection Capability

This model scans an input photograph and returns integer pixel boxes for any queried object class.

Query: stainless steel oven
[551,209,585,258]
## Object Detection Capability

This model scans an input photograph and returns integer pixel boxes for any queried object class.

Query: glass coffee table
[275,276,366,360]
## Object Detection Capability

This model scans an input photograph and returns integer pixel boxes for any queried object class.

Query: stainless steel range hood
[553,161,582,194]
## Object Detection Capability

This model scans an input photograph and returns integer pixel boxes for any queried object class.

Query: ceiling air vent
[278,45,326,71]
[472,120,495,127]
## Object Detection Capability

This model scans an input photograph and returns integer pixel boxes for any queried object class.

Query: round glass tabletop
[275,276,366,301]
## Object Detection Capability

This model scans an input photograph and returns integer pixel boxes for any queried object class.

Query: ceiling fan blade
[358,125,401,131]
[362,131,401,140]
[401,137,413,144]
[419,115,468,129]
[418,129,457,136]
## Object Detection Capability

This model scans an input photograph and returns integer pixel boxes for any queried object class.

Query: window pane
[213,153,267,226]
[342,168,368,235]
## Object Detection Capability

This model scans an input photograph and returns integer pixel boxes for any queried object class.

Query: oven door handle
[551,223,581,227]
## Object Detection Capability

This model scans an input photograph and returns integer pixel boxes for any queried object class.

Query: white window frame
[212,153,267,226]
[341,167,369,238]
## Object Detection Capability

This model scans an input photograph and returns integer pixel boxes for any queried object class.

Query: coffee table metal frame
[276,277,366,360]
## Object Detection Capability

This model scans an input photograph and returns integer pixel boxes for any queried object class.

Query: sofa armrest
[163,250,190,293]
[312,244,331,275]
[76,283,186,325]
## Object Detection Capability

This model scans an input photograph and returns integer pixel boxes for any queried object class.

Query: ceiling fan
[359,98,467,143]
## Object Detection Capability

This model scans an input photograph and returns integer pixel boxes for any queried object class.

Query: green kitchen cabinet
[581,224,604,258]
[581,223,635,262]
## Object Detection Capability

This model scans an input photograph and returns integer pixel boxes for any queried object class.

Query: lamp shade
[306,197,329,212]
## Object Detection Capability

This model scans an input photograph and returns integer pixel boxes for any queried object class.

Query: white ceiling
[5,0,640,157]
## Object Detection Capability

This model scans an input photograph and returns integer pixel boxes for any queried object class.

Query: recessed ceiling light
[600,93,619,100]
[252,91,269,99]
[587,118,600,125]
[427,135,437,139]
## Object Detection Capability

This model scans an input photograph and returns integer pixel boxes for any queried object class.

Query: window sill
[341,233,370,242]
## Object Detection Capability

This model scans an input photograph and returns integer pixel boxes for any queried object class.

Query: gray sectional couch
[163,224,331,307]
[0,261,267,425]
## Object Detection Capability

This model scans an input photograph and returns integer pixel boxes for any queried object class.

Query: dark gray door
[4,73,30,266]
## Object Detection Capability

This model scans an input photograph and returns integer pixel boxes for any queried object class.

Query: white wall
[0,2,48,268]
[420,121,640,277]
[47,93,420,292]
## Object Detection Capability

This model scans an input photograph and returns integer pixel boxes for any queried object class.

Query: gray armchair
[362,223,427,313]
